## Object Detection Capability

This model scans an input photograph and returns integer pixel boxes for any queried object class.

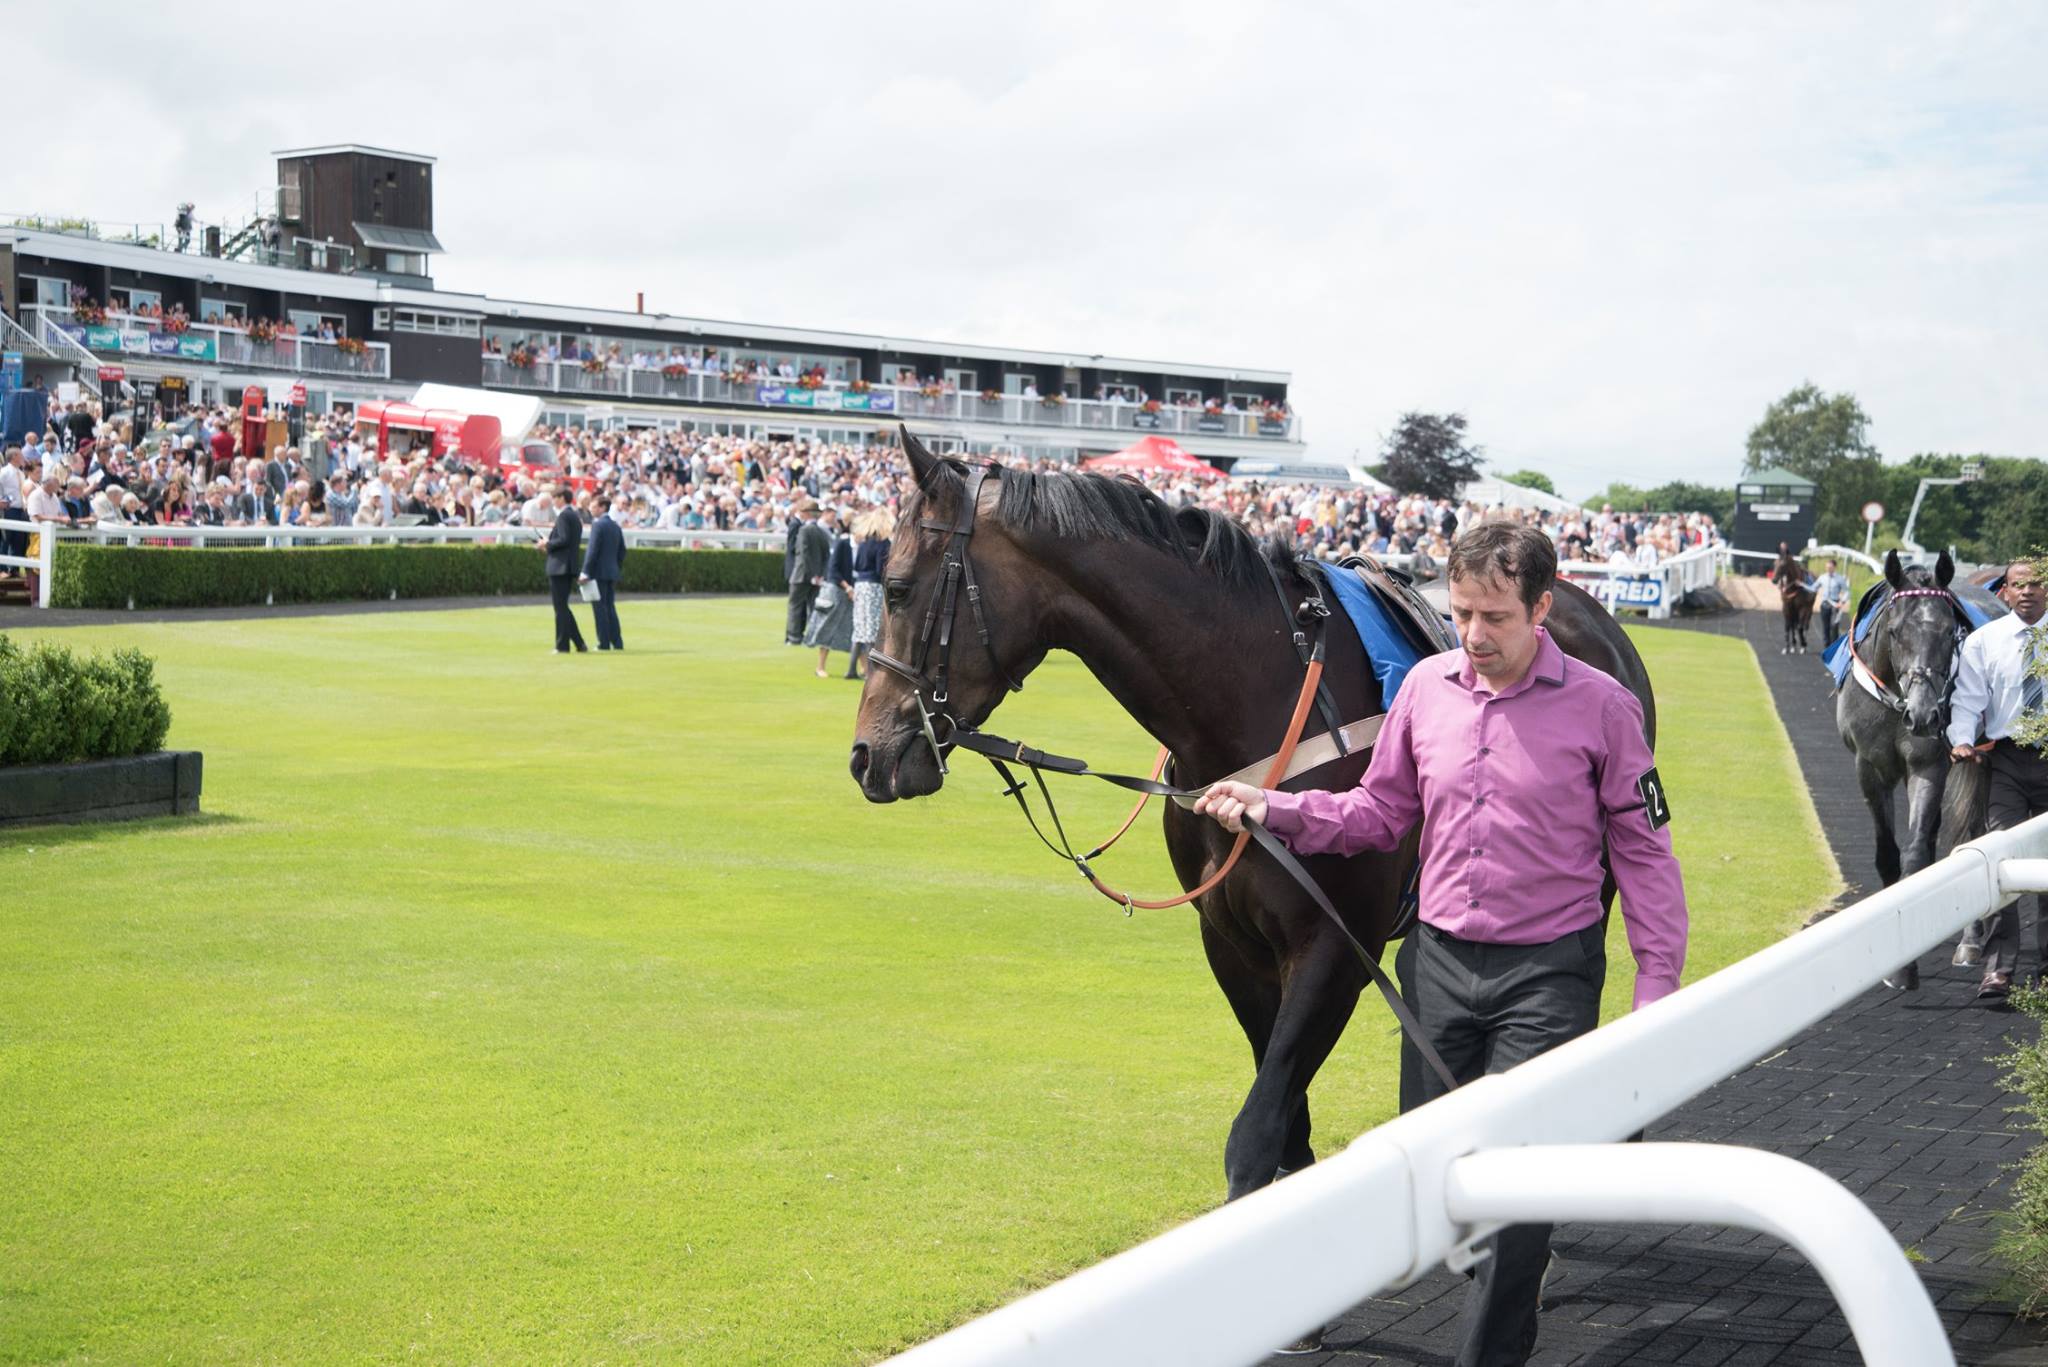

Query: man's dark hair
[592,494,612,512]
[1446,520,1556,611]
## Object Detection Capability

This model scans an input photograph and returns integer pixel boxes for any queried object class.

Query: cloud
[24,2,2048,498]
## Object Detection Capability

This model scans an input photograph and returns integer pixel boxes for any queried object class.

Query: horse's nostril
[849,743,872,781]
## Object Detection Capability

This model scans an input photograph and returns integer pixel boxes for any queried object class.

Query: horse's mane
[918,460,1297,593]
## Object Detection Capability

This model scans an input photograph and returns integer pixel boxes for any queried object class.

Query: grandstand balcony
[29,306,391,380]
[477,356,1296,441]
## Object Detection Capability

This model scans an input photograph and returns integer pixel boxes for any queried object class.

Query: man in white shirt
[1950,561,2048,997]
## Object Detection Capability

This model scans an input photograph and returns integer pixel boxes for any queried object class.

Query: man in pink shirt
[1198,521,1688,1367]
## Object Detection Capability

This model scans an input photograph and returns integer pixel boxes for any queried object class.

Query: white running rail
[0,527,54,606]
[885,812,2048,1367]
[1557,542,1727,619]
[52,524,784,552]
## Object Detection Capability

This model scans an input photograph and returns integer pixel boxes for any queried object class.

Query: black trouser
[1395,922,1607,1367]
[1983,740,2048,980]
[592,578,623,650]
[549,573,587,651]
[785,579,817,644]
[1,507,26,560]
[1819,602,1841,648]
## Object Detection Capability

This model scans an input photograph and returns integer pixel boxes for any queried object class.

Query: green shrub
[48,544,784,610]
[0,635,172,765]
[1997,983,2048,1312]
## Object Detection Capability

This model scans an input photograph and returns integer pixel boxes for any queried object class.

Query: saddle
[1316,553,1460,707]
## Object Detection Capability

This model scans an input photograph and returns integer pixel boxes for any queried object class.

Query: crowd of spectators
[65,287,355,345]
[1,387,1717,608]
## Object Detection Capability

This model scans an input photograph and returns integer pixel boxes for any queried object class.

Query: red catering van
[353,400,581,485]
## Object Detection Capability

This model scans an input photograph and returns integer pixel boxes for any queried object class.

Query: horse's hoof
[1954,944,1984,968]
[1273,1326,1330,1355]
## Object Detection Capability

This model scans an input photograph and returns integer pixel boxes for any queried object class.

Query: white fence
[886,812,2048,1367]
[1557,542,1727,619]
[50,523,783,553]
[0,528,53,607]
[0,524,783,607]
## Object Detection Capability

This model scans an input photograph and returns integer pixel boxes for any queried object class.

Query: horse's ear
[1936,550,1955,587]
[900,425,941,490]
[1884,549,1906,589]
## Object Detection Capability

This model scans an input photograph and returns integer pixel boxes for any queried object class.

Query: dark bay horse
[1836,550,1998,988]
[850,433,1657,1199]
[1773,552,1815,655]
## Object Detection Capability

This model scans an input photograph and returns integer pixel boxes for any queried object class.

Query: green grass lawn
[0,602,1837,1364]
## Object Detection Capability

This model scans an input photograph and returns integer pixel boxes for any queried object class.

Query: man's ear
[1530,589,1554,629]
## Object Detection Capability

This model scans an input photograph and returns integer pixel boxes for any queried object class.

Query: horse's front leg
[1900,762,1948,879]
[1222,928,1363,1200]
[1860,759,1920,989]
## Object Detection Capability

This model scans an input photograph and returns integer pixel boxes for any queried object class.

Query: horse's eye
[884,580,910,609]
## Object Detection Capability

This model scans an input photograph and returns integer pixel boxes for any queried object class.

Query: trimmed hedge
[0,635,172,765]
[48,544,785,610]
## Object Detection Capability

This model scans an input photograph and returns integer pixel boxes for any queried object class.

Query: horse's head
[1880,548,1961,738]
[849,430,1049,802]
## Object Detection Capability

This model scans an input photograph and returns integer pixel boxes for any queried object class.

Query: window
[945,367,977,391]
[289,310,346,336]
[1165,387,1201,406]
[279,162,302,220]
[382,251,426,276]
[25,275,68,310]
[201,296,245,324]
[109,287,162,314]
[386,309,480,337]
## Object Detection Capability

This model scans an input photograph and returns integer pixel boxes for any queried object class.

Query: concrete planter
[0,751,203,828]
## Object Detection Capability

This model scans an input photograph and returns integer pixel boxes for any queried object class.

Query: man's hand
[1193,780,1267,833]
[1952,743,1982,764]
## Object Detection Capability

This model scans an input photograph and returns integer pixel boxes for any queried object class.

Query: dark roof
[1740,465,1817,490]
[352,222,445,253]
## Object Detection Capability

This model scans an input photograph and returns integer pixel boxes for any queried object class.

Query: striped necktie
[2024,626,2044,717]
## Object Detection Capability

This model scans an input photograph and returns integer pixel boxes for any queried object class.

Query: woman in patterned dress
[847,507,894,681]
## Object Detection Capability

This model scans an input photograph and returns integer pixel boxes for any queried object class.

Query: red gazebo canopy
[1081,435,1225,481]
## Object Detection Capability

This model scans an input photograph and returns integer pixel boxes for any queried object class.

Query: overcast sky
[29,2,2047,497]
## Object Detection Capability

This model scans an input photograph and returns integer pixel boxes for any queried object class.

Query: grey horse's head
[1880,549,1960,739]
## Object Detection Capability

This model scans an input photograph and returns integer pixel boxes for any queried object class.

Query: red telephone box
[240,385,268,461]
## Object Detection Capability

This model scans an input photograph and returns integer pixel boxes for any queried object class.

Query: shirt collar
[1447,625,1567,698]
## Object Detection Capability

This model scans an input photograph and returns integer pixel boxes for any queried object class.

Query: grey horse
[1835,550,2001,988]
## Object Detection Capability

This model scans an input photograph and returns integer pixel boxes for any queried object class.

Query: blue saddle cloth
[1321,562,1455,707]
[1822,583,1998,689]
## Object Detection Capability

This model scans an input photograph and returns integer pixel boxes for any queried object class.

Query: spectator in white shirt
[1949,561,2048,997]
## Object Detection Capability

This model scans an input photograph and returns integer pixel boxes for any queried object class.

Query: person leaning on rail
[1196,521,1690,1367]
[1949,560,2048,1000]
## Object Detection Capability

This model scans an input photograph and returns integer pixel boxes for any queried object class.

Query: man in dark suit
[539,486,588,654]
[784,498,830,645]
[580,493,628,651]
[235,477,279,526]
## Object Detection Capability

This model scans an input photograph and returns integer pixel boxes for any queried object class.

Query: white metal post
[1443,1145,1953,1367]
[37,525,52,607]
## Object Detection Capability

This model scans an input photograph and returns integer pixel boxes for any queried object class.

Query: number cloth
[1261,627,1690,1008]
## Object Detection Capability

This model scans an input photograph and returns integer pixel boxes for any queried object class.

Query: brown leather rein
[866,458,1457,1089]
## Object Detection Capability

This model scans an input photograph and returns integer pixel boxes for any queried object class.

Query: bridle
[1847,585,1967,720]
[864,459,1458,1089]
[867,463,1021,770]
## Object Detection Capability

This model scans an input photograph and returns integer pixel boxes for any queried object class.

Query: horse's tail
[1938,754,1991,856]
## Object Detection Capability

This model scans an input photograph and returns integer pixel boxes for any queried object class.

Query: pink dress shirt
[1262,627,1688,1008]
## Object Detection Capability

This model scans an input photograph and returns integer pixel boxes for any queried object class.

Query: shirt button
[1471,846,1481,856]
[1474,795,1486,806]
[1467,897,1478,907]
[1478,746,1490,756]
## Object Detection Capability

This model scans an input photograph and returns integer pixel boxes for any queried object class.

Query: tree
[1495,468,1555,495]
[1744,383,1879,482]
[1743,383,1884,544]
[1380,411,1485,500]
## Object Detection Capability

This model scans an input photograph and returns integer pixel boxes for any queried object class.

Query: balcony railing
[32,307,391,380]
[478,357,1297,440]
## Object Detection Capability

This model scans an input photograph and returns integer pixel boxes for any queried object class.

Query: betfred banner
[1196,414,1228,433]
[176,336,217,361]
[1567,574,1664,611]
